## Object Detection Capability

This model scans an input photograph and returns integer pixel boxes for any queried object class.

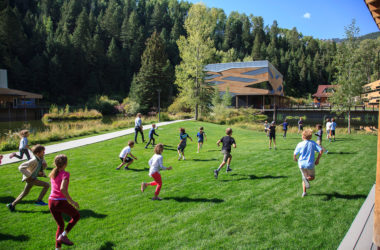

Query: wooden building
[0,88,43,108]
[312,85,337,105]
[362,79,380,107]
[204,61,288,109]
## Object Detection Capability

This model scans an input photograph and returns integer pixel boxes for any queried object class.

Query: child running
[10,130,31,160]
[48,154,80,248]
[145,124,159,149]
[282,119,289,138]
[214,128,236,179]
[177,128,192,160]
[297,117,304,134]
[141,143,172,200]
[330,118,337,141]
[116,140,137,170]
[325,118,332,142]
[264,121,269,137]
[196,126,207,153]
[315,124,328,154]
[293,130,323,197]
[269,121,276,150]
[7,145,50,212]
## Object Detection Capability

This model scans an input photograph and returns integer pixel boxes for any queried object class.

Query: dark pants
[134,127,145,143]
[283,129,287,138]
[145,137,155,148]
[49,199,80,248]
[14,148,31,160]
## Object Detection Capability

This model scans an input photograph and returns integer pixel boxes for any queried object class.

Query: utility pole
[157,89,161,122]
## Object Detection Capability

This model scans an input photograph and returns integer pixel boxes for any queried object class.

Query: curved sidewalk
[2,119,190,165]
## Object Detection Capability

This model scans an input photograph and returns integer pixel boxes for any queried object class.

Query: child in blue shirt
[330,118,337,141]
[196,127,207,153]
[282,119,288,138]
[145,124,159,149]
[10,130,31,160]
[177,128,192,160]
[293,129,323,197]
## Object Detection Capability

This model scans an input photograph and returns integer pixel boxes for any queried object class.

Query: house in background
[362,79,380,107]
[312,85,337,105]
[204,60,288,109]
[0,69,45,121]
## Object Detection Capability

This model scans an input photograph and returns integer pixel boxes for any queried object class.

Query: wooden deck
[338,185,377,250]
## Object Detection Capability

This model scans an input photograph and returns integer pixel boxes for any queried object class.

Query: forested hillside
[0,0,378,106]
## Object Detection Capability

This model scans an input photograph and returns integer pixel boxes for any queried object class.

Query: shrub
[88,95,120,115]
[168,96,192,113]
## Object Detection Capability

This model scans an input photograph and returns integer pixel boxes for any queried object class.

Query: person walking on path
[10,130,32,160]
[141,144,172,200]
[134,113,145,143]
[7,145,50,212]
[48,154,80,248]
[145,124,159,149]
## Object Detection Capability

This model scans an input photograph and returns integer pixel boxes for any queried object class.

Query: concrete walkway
[2,119,189,165]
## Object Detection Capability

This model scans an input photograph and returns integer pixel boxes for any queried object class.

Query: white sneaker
[301,173,310,189]
[178,155,181,161]
[302,192,307,197]
[182,156,185,160]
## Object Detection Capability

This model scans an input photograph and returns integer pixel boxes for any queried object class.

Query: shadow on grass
[333,138,357,141]
[326,152,357,155]
[164,196,224,203]
[127,168,149,172]
[220,174,287,182]
[0,196,46,205]
[99,241,116,250]
[0,196,14,204]
[207,150,220,152]
[0,233,29,242]
[192,158,217,162]
[63,209,107,222]
[312,192,367,201]
[16,209,50,214]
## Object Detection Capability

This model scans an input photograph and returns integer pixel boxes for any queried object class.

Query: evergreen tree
[129,31,174,113]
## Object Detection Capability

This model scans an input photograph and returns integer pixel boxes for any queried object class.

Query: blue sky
[187,0,378,39]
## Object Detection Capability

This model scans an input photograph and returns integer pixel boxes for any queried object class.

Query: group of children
[5,116,337,248]
[7,143,80,249]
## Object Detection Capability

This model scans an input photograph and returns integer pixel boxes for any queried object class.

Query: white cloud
[303,12,311,19]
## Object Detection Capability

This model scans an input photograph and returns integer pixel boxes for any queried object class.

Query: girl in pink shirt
[48,154,80,249]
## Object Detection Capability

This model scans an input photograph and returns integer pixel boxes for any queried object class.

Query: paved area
[1,119,189,165]
[338,184,377,250]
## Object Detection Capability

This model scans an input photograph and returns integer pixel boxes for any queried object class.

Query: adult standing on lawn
[134,113,145,143]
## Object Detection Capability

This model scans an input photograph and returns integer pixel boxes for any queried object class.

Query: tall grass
[42,105,102,122]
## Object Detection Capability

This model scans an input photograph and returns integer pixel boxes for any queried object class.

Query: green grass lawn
[0,121,376,249]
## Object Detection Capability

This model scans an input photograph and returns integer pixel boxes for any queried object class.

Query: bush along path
[1,119,190,166]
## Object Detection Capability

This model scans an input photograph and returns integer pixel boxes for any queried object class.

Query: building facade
[204,60,287,109]
[362,79,380,107]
